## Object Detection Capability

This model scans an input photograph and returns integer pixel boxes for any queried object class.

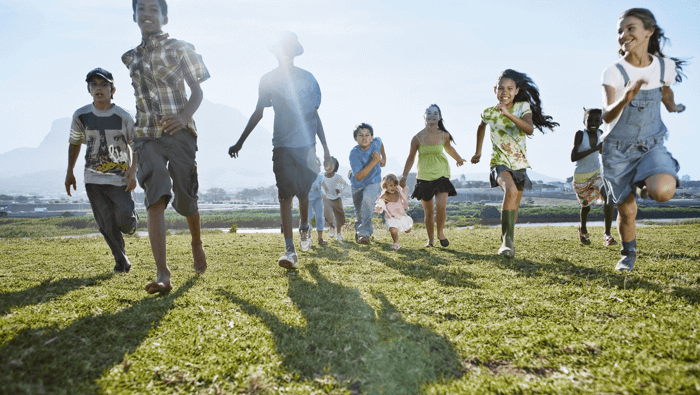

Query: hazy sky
[1,0,698,180]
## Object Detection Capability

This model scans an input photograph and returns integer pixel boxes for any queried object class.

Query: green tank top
[417,133,450,181]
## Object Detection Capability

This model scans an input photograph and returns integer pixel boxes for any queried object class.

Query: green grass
[1,225,700,394]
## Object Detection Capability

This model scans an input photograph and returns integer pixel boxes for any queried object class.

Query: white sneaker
[278,251,298,269]
[328,227,336,238]
[300,228,312,252]
[336,233,343,242]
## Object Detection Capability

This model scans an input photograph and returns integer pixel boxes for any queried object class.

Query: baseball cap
[85,68,114,83]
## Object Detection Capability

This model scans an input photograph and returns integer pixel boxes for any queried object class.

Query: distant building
[682,174,691,181]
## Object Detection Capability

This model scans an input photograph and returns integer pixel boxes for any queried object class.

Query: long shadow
[366,246,479,288]
[219,264,462,394]
[0,277,199,394]
[0,272,114,316]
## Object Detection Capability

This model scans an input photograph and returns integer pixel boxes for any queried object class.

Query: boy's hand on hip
[160,114,190,135]
[65,172,76,196]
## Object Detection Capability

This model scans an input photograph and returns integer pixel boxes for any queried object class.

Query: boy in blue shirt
[349,123,383,244]
[229,32,332,270]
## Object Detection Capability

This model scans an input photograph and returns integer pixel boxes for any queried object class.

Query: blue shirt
[257,66,322,148]
[349,137,382,188]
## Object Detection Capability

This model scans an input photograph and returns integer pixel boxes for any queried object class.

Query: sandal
[425,242,434,248]
[578,226,591,245]
[318,238,328,246]
[391,242,401,250]
[603,234,618,246]
[439,238,449,247]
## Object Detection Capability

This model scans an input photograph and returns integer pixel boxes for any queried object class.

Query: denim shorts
[602,134,679,204]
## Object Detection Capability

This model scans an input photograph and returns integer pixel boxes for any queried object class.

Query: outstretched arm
[161,80,204,135]
[399,136,419,187]
[443,134,465,167]
[229,106,264,158]
[65,144,81,196]
[315,111,332,168]
[661,86,686,113]
[471,121,486,164]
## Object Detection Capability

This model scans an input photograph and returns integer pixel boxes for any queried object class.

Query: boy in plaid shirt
[123,0,210,293]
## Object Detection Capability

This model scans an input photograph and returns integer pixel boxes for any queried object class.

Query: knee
[503,184,518,200]
[649,184,676,202]
[617,204,636,221]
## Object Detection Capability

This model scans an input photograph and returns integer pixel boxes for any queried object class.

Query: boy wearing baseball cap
[65,68,138,273]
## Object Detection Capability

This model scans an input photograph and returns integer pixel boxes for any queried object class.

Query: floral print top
[481,101,532,170]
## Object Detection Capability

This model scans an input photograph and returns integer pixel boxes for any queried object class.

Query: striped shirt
[122,33,210,139]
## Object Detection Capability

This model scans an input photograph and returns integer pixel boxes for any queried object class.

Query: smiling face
[424,106,441,125]
[584,112,602,132]
[495,78,519,107]
[617,16,653,55]
[385,180,398,194]
[134,0,167,38]
[355,128,373,150]
[88,77,115,108]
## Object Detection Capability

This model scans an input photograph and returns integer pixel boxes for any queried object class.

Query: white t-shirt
[322,173,348,200]
[601,56,677,135]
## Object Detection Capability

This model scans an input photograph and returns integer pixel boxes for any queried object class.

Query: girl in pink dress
[375,174,413,250]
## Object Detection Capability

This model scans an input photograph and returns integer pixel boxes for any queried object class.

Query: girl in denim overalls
[601,8,686,271]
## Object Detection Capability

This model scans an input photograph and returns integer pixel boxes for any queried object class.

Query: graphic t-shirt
[69,104,135,186]
[481,101,532,170]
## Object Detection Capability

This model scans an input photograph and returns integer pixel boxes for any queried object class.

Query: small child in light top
[375,174,413,250]
[322,156,348,241]
[308,169,327,246]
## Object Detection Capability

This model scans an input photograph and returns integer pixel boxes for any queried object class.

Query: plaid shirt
[122,33,210,139]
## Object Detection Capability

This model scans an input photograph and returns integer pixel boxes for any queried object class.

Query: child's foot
[279,250,299,269]
[300,228,312,251]
[328,227,336,238]
[336,233,343,242]
[425,241,434,248]
[358,235,370,244]
[318,238,328,246]
[192,241,207,274]
[578,226,591,245]
[498,237,515,259]
[391,242,401,250]
[603,234,618,246]
[114,258,131,273]
[145,273,172,294]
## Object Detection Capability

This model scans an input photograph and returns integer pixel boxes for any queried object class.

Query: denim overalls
[602,57,680,204]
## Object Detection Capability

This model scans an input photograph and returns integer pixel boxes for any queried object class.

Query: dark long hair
[619,8,687,83]
[426,104,455,143]
[497,70,558,133]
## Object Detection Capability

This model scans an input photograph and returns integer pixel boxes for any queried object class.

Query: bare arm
[380,142,387,167]
[661,86,686,113]
[443,133,465,167]
[229,106,264,158]
[125,147,137,192]
[399,136,419,187]
[471,121,487,164]
[161,80,204,135]
[65,143,81,196]
[602,80,646,124]
[498,104,534,135]
[314,111,332,168]
[354,152,381,181]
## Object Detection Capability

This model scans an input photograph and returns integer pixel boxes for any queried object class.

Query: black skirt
[410,177,457,201]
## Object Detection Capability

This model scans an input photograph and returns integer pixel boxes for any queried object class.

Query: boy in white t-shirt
[322,157,348,241]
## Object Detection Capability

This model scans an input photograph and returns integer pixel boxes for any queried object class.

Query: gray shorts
[134,131,199,216]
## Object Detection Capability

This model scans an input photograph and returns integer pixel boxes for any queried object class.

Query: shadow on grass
[367,243,479,288]
[0,277,199,394]
[219,264,462,394]
[0,273,114,316]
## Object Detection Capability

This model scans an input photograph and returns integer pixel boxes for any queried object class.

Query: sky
[1,0,699,181]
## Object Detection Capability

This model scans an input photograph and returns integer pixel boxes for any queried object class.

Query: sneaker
[278,251,298,269]
[358,235,370,244]
[391,242,401,250]
[336,233,343,242]
[113,259,131,273]
[300,228,312,251]
[328,227,336,238]
[603,234,618,246]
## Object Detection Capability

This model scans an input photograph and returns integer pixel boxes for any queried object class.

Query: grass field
[1,224,699,394]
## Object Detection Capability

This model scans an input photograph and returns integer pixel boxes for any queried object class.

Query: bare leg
[601,188,615,236]
[497,172,521,252]
[280,197,294,239]
[299,197,309,225]
[334,200,346,229]
[390,227,399,243]
[435,192,448,241]
[187,211,207,274]
[580,205,591,234]
[617,193,637,243]
[646,173,677,202]
[421,198,435,245]
[144,199,172,293]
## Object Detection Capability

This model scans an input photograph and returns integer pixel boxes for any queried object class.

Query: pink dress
[374,186,414,232]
